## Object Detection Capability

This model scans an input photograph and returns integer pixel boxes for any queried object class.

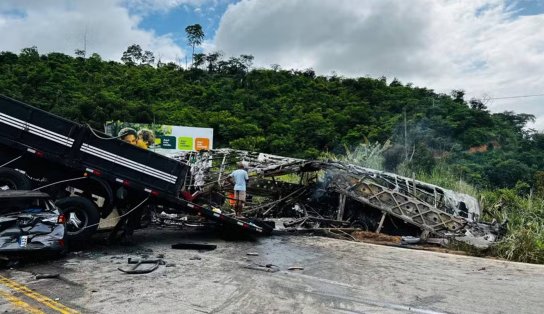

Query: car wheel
[55,196,100,249]
[0,168,31,190]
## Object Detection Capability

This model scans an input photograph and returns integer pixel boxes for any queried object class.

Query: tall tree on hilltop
[185,24,205,67]
[121,44,143,65]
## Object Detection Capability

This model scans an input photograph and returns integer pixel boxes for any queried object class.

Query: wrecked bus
[175,149,506,248]
[0,95,269,247]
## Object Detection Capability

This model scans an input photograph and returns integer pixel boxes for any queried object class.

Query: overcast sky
[1,0,543,130]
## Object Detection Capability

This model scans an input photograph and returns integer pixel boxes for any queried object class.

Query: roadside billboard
[105,121,213,155]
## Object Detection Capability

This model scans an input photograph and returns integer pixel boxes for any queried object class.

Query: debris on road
[287,266,304,271]
[35,273,60,280]
[244,263,280,273]
[118,258,166,274]
[171,243,217,251]
[401,236,421,244]
[246,252,259,256]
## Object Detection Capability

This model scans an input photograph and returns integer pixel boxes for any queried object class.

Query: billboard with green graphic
[105,121,213,155]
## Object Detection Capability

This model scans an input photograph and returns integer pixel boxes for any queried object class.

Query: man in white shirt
[227,162,249,217]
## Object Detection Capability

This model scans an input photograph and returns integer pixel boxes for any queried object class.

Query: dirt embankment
[351,230,401,244]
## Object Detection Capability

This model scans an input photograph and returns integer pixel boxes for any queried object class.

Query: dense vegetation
[1,46,542,190]
[0,46,543,262]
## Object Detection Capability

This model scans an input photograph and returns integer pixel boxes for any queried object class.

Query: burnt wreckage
[0,95,504,250]
[175,149,504,249]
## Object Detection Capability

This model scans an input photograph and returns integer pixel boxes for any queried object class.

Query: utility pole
[83,25,88,58]
[404,107,408,160]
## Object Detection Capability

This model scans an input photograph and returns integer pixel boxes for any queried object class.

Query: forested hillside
[1,46,544,262]
[0,46,543,192]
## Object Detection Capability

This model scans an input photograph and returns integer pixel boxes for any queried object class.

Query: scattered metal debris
[173,149,505,249]
[171,243,217,251]
[287,266,304,271]
[244,263,279,273]
[401,236,421,245]
[35,273,60,280]
[118,258,166,274]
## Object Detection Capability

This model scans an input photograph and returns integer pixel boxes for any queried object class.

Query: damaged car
[0,191,66,258]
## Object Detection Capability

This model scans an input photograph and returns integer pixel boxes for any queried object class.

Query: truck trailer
[0,95,269,247]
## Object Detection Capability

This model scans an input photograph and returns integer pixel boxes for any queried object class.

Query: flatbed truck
[0,94,270,245]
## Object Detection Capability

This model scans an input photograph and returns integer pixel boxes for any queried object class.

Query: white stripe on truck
[0,112,74,147]
[80,143,178,184]
[0,111,177,185]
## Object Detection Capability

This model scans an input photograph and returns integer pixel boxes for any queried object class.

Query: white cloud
[0,0,185,62]
[213,0,544,130]
[124,0,224,14]
[125,0,204,13]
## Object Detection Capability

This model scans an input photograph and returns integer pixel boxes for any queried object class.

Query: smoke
[384,116,457,172]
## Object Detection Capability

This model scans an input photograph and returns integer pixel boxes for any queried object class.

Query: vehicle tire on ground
[0,168,32,190]
[350,216,378,231]
[55,196,100,249]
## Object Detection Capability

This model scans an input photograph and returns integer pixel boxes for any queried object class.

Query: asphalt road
[1,227,543,313]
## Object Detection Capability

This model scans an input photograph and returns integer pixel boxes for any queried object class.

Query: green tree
[193,53,206,68]
[74,49,86,58]
[121,44,143,65]
[205,51,222,72]
[141,50,155,65]
[185,24,205,66]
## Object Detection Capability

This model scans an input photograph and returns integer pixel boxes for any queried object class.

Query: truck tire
[55,196,100,249]
[0,168,31,190]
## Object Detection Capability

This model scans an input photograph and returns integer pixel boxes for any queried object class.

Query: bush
[481,189,544,264]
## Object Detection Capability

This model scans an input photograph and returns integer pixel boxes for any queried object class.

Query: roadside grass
[415,165,544,264]
[480,189,544,264]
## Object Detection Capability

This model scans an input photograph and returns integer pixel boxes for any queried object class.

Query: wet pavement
[1,227,544,313]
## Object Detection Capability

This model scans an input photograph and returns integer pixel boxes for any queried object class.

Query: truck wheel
[55,196,100,249]
[0,168,31,190]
